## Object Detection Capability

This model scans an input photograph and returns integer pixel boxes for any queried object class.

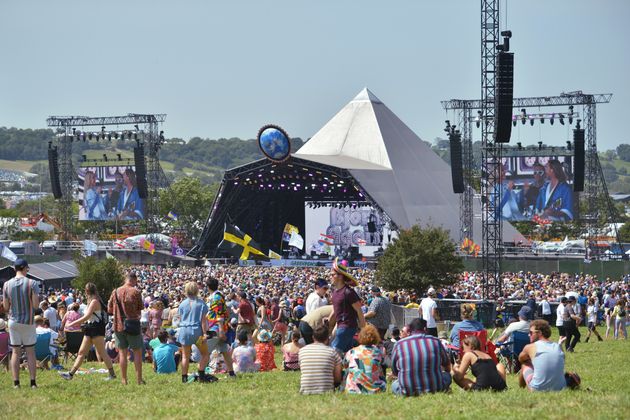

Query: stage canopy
[190,88,524,258]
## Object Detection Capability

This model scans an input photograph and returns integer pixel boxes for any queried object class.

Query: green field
[0,329,628,419]
[0,159,44,173]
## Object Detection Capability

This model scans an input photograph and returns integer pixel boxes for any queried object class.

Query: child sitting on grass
[253,329,277,372]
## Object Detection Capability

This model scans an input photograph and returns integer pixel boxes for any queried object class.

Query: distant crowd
[1,258,627,394]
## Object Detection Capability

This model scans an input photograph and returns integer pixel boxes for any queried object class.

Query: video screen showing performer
[78,165,145,221]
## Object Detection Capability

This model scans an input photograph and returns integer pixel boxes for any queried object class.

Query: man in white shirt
[539,295,552,324]
[496,306,531,344]
[419,287,439,337]
[41,300,59,332]
[556,297,566,339]
[305,279,328,314]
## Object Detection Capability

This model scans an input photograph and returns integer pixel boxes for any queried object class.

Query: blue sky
[1,0,628,150]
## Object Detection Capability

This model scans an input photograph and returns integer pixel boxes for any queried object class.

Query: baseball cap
[314,278,329,288]
[427,287,436,295]
[517,306,532,319]
[14,258,29,270]
[371,286,381,293]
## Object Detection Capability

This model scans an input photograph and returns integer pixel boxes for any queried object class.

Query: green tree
[619,222,630,243]
[616,144,630,162]
[73,256,124,300]
[158,177,218,243]
[375,225,463,294]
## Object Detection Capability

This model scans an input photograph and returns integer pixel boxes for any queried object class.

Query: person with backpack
[60,282,116,381]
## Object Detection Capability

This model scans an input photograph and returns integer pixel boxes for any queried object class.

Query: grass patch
[0,159,44,173]
[1,328,628,419]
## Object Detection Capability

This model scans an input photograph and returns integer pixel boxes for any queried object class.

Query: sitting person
[390,318,452,396]
[152,330,179,374]
[452,335,507,392]
[253,329,277,372]
[232,331,258,373]
[35,316,58,369]
[449,303,484,349]
[495,306,532,344]
[342,324,387,394]
[282,328,303,371]
[518,319,568,392]
[298,325,342,394]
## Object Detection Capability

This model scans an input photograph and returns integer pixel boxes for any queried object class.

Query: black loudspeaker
[495,51,514,143]
[449,133,464,193]
[48,148,62,199]
[573,128,585,192]
[134,145,148,199]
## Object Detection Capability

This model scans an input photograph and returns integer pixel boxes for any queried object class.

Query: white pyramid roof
[295,88,525,244]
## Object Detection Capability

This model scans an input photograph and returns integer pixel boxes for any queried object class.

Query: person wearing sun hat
[253,328,276,371]
[328,258,366,354]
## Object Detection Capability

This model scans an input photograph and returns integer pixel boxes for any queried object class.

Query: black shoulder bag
[115,288,141,336]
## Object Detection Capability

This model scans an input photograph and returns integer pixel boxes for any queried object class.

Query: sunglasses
[533,170,545,175]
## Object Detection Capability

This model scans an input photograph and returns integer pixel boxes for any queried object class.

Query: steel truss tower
[480,0,502,298]
[47,114,168,237]
[457,104,474,243]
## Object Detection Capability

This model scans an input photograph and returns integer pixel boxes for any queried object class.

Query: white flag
[84,240,98,256]
[0,244,18,262]
[105,251,116,260]
[288,231,304,250]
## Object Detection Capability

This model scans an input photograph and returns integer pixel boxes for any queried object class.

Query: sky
[1,0,628,151]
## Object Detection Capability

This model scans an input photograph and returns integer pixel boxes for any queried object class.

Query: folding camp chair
[449,329,498,365]
[496,331,530,373]
[62,331,84,364]
[35,332,54,369]
[0,331,10,371]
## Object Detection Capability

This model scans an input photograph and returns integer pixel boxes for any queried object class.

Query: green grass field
[0,159,44,173]
[0,329,628,419]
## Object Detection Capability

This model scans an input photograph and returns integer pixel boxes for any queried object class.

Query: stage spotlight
[550,114,555,125]
[538,141,543,150]
[517,142,522,150]
[88,133,93,140]
[108,133,112,141]
[566,141,572,150]
[512,118,517,127]
[103,154,108,162]
[568,105,574,124]
[521,109,527,125]
[559,113,565,125]
[540,115,545,124]
[134,124,139,131]
[475,111,482,128]
[72,128,76,136]
[114,132,119,139]
[117,153,122,161]
[530,118,534,126]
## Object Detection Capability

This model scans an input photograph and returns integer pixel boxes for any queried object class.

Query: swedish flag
[218,223,267,260]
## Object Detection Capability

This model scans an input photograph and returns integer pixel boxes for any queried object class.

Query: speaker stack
[134,145,148,199]
[449,132,464,194]
[495,51,514,143]
[48,147,62,199]
[573,128,585,192]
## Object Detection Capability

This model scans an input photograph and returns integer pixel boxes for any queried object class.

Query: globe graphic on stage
[258,126,291,161]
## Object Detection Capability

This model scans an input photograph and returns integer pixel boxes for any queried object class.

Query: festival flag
[282,223,299,242]
[218,222,267,260]
[318,233,335,246]
[140,238,155,255]
[0,243,18,262]
[357,238,367,246]
[473,244,481,257]
[288,231,304,250]
[105,251,116,260]
[268,249,282,259]
[167,211,179,221]
[83,240,98,256]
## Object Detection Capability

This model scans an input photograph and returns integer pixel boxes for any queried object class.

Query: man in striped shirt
[391,318,452,396]
[298,325,342,394]
[2,259,40,389]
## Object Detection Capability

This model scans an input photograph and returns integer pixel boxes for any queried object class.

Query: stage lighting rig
[550,114,555,125]
[559,113,565,125]
[566,141,572,150]
[475,111,482,128]
[568,105,574,124]
[520,109,527,124]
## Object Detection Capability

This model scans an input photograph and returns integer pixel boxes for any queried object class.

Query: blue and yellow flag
[167,211,178,221]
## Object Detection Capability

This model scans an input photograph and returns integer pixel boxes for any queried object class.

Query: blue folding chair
[35,332,54,369]
[497,331,530,373]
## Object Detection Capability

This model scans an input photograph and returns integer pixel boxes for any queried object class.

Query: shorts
[522,365,535,388]
[556,325,566,337]
[83,322,106,338]
[587,322,596,331]
[391,372,452,396]
[114,331,144,350]
[331,326,357,354]
[178,326,202,346]
[8,320,37,347]
[206,336,229,353]
[236,324,255,337]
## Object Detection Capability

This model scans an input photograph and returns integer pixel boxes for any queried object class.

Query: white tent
[295,88,525,244]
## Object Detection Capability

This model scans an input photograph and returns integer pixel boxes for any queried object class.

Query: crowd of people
[1,257,628,394]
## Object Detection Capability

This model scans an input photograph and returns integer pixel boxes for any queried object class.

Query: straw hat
[332,258,357,287]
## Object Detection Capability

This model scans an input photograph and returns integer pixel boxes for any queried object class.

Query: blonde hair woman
[449,303,484,348]
[178,282,213,383]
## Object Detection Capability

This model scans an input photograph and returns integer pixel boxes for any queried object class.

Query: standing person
[518,319,567,391]
[270,298,288,346]
[234,292,256,339]
[563,296,582,352]
[604,292,617,339]
[556,297,567,340]
[298,325,342,394]
[41,300,59,332]
[108,271,145,385]
[611,298,628,340]
[205,277,236,378]
[305,278,329,314]
[364,286,392,341]
[585,297,603,342]
[178,281,212,383]
[328,258,366,354]
[419,287,439,337]
[148,300,163,339]
[2,259,39,389]
[255,296,272,331]
[390,318,452,396]
[60,283,116,381]
[540,295,552,324]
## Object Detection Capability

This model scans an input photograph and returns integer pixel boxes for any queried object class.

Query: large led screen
[305,202,385,257]
[77,165,144,221]
[497,155,575,222]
